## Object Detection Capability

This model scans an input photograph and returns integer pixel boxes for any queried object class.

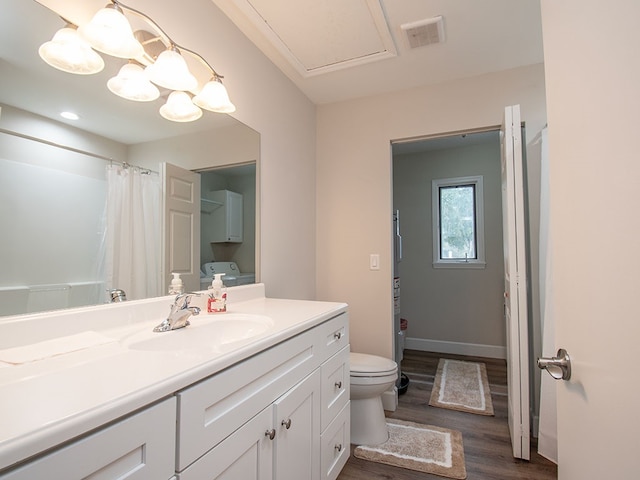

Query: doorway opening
[197,162,257,288]
[391,128,505,363]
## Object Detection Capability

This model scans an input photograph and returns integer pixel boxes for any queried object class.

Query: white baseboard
[404,337,507,359]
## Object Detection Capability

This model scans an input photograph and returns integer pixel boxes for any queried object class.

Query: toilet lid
[350,352,397,376]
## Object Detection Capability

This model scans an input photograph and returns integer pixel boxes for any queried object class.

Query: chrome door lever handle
[537,348,571,380]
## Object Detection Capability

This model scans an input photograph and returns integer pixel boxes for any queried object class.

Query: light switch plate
[370,254,380,270]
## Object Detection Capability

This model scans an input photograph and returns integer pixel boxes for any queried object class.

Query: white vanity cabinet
[208,189,243,243]
[0,398,176,480]
[178,370,321,480]
[176,312,349,480]
[0,294,349,480]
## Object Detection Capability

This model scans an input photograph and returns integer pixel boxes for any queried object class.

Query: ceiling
[212,0,544,105]
[0,0,543,145]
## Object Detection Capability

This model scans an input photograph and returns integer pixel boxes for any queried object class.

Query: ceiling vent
[401,16,445,49]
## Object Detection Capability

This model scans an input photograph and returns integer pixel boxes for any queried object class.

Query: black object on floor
[398,372,410,395]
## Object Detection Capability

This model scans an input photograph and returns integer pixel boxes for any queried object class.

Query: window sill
[432,261,486,270]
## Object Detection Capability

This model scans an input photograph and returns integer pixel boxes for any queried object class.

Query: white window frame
[432,175,486,269]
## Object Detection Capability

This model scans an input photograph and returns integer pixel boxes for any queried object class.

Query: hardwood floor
[337,350,557,480]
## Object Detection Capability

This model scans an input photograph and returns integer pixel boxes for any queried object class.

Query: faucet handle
[109,289,127,303]
[174,292,201,309]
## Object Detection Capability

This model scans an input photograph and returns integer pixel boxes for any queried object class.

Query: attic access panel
[233,0,397,77]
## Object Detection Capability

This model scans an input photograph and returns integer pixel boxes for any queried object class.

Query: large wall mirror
[0,0,260,317]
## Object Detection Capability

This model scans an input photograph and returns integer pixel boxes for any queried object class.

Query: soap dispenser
[207,273,227,313]
[168,272,184,295]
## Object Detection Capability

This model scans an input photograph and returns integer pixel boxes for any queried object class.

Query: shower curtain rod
[0,128,158,174]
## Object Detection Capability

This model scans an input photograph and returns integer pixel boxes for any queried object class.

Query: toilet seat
[350,352,397,377]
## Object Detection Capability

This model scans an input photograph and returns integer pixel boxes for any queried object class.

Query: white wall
[393,140,506,358]
[317,63,547,358]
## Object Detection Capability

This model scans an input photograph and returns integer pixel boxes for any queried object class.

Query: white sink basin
[124,314,274,353]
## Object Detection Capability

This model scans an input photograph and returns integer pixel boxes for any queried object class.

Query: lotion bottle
[168,272,184,295]
[207,273,227,313]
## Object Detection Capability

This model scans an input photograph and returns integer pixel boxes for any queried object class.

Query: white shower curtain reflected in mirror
[101,164,162,301]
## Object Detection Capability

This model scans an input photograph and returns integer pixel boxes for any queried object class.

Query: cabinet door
[177,406,274,480]
[208,190,242,243]
[226,191,243,242]
[274,370,321,480]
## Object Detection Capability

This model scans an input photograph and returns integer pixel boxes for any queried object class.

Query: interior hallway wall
[316,63,547,360]
[393,140,506,358]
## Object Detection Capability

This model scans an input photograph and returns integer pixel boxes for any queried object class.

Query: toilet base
[350,396,389,445]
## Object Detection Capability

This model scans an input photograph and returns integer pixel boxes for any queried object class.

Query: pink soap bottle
[207,273,227,313]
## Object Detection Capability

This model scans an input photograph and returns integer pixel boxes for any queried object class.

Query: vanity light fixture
[193,75,236,114]
[77,3,144,59]
[107,62,160,102]
[38,24,105,75]
[38,0,235,122]
[159,91,203,122]
[145,45,198,92]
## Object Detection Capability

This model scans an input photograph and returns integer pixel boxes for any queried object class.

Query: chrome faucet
[153,293,201,332]
[109,289,127,302]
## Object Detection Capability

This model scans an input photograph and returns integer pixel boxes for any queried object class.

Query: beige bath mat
[354,419,466,479]
[429,359,494,416]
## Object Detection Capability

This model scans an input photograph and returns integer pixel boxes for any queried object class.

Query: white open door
[161,162,201,294]
[541,1,640,477]
[500,104,530,460]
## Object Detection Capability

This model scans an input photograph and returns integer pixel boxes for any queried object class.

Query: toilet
[349,352,398,445]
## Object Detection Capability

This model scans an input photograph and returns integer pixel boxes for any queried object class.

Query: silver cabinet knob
[335,443,343,452]
[537,348,571,380]
[281,418,292,429]
[265,429,276,440]
[335,381,342,389]
[334,331,343,340]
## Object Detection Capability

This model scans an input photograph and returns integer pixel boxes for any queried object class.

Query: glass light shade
[193,78,236,113]
[159,91,202,122]
[145,48,198,91]
[78,4,144,59]
[107,63,160,101]
[38,26,104,75]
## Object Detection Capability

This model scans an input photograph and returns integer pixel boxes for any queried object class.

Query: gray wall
[393,139,506,358]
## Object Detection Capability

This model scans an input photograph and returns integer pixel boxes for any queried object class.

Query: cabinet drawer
[1,398,176,480]
[317,313,349,360]
[320,402,350,480]
[320,346,349,432]
[176,328,317,471]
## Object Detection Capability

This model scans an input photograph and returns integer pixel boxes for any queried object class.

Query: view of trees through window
[439,184,477,260]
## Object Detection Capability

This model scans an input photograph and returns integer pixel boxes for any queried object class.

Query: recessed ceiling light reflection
[60,111,80,120]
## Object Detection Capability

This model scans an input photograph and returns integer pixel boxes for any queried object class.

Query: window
[432,176,485,268]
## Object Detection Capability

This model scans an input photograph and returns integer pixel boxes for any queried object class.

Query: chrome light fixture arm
[113,0,222,80]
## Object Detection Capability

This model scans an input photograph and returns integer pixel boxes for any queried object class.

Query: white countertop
[0,284,347,471]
